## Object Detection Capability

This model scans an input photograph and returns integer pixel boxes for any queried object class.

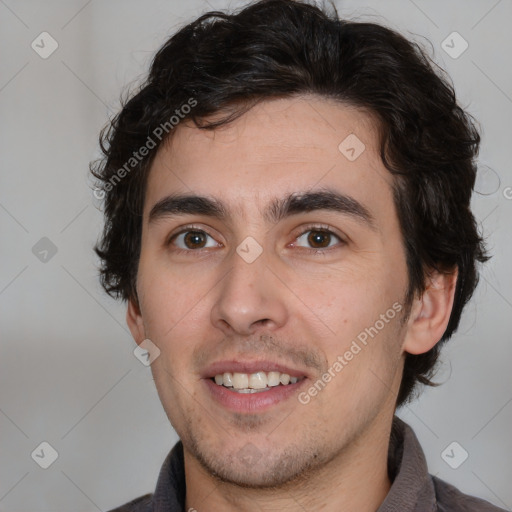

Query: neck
[184,412,395,512]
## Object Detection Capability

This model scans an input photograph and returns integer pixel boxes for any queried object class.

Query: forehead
[143,96,393,223]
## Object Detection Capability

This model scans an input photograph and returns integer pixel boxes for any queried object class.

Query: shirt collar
[377,416,436,511]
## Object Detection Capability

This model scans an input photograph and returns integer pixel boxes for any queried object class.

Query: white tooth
[290,376,298,384]
[235,387,272,394]
[280,373,291,385]
[267,371,281,387]
[249,372,268,389]
[223,372,233,387]
[232,372,249,389]
[214,374,223,385]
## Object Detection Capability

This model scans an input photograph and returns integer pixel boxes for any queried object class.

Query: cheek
[309,309,405,419]
[291,262,406,381]
[138,254,215,342]
[289,263,393,334]
[141,268,211,406]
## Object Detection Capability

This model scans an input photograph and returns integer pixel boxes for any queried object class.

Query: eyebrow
[148,188,377,231]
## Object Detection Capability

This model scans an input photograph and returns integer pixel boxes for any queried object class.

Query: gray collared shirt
[109,416,506,511]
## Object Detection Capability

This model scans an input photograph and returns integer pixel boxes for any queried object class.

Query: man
[91,0,503,510]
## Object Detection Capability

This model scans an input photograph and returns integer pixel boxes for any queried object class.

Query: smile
[212,371,305,393]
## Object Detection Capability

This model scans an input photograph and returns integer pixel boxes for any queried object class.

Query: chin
[191,439,325,489]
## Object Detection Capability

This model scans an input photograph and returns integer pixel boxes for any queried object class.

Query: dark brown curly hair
[91,0,489,407]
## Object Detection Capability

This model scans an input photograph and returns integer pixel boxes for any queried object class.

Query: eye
[169,228,221,251]
[293,226,344,252]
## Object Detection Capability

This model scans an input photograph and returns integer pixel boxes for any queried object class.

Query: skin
[127,95,457,511]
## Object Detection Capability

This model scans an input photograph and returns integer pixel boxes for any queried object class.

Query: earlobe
[402,268,458,355]
[126,295,146,346]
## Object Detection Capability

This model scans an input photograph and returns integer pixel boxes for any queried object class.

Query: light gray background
[1,0,511,510]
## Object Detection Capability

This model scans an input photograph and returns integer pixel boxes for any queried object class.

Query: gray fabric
[377,417,507,511]
[108,417,506,511]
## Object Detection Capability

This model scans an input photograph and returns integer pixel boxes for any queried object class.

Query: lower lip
[204,378,307,413]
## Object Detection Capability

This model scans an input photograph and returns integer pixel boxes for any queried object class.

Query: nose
[210,247,288,337]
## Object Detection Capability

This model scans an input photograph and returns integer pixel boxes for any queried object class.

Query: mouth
[212,370,306,393]
[202,361,309,413]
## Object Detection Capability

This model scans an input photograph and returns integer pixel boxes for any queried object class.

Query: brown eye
[170,230,219,251]
[294,228,343,251]
[183,231,207,249]
[307,230,332,248]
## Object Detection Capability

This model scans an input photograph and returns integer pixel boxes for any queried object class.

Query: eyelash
[166,223,345,256]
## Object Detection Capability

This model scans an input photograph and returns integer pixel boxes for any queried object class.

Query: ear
[126,295,146,347]
[402,268,458,355]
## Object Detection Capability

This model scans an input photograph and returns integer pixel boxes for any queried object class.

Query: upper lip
[201,359,310,379]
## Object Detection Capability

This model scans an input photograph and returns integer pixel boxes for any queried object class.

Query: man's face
[130,96,411,487]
